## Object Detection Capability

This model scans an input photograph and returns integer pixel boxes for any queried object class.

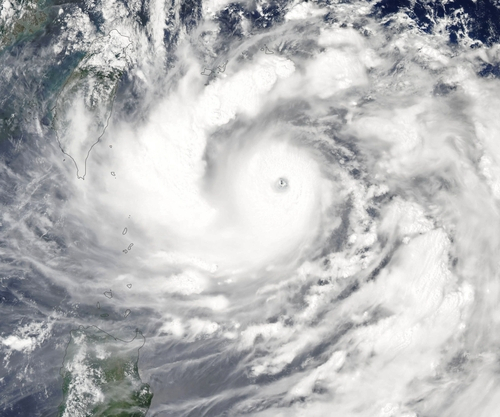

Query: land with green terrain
[59,326,153,417]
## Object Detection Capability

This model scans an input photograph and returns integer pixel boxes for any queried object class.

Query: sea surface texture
[1,0,500,416]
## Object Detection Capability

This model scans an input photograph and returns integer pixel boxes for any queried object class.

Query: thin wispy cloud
[1,0,500,416]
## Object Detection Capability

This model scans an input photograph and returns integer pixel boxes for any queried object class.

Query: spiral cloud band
[2,0,500,416]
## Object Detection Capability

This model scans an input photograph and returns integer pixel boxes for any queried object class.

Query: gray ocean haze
[1,0,500,416]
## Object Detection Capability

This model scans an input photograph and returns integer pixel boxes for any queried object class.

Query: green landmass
[58,326,153,417]
[51,29,131,178]
[0,0,50,50]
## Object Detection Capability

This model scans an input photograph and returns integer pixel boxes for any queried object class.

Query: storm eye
[275,177,288,191]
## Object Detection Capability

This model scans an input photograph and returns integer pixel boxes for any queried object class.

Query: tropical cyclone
[4,0,500,414]
[202,132,334,270]
[76,52,328,274]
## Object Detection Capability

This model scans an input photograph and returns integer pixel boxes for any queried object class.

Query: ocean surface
[2,0,500,416]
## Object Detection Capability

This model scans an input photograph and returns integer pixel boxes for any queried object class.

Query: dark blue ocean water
[1,0,500,416]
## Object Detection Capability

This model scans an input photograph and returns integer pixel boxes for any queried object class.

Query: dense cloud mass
[2,0,500,416]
